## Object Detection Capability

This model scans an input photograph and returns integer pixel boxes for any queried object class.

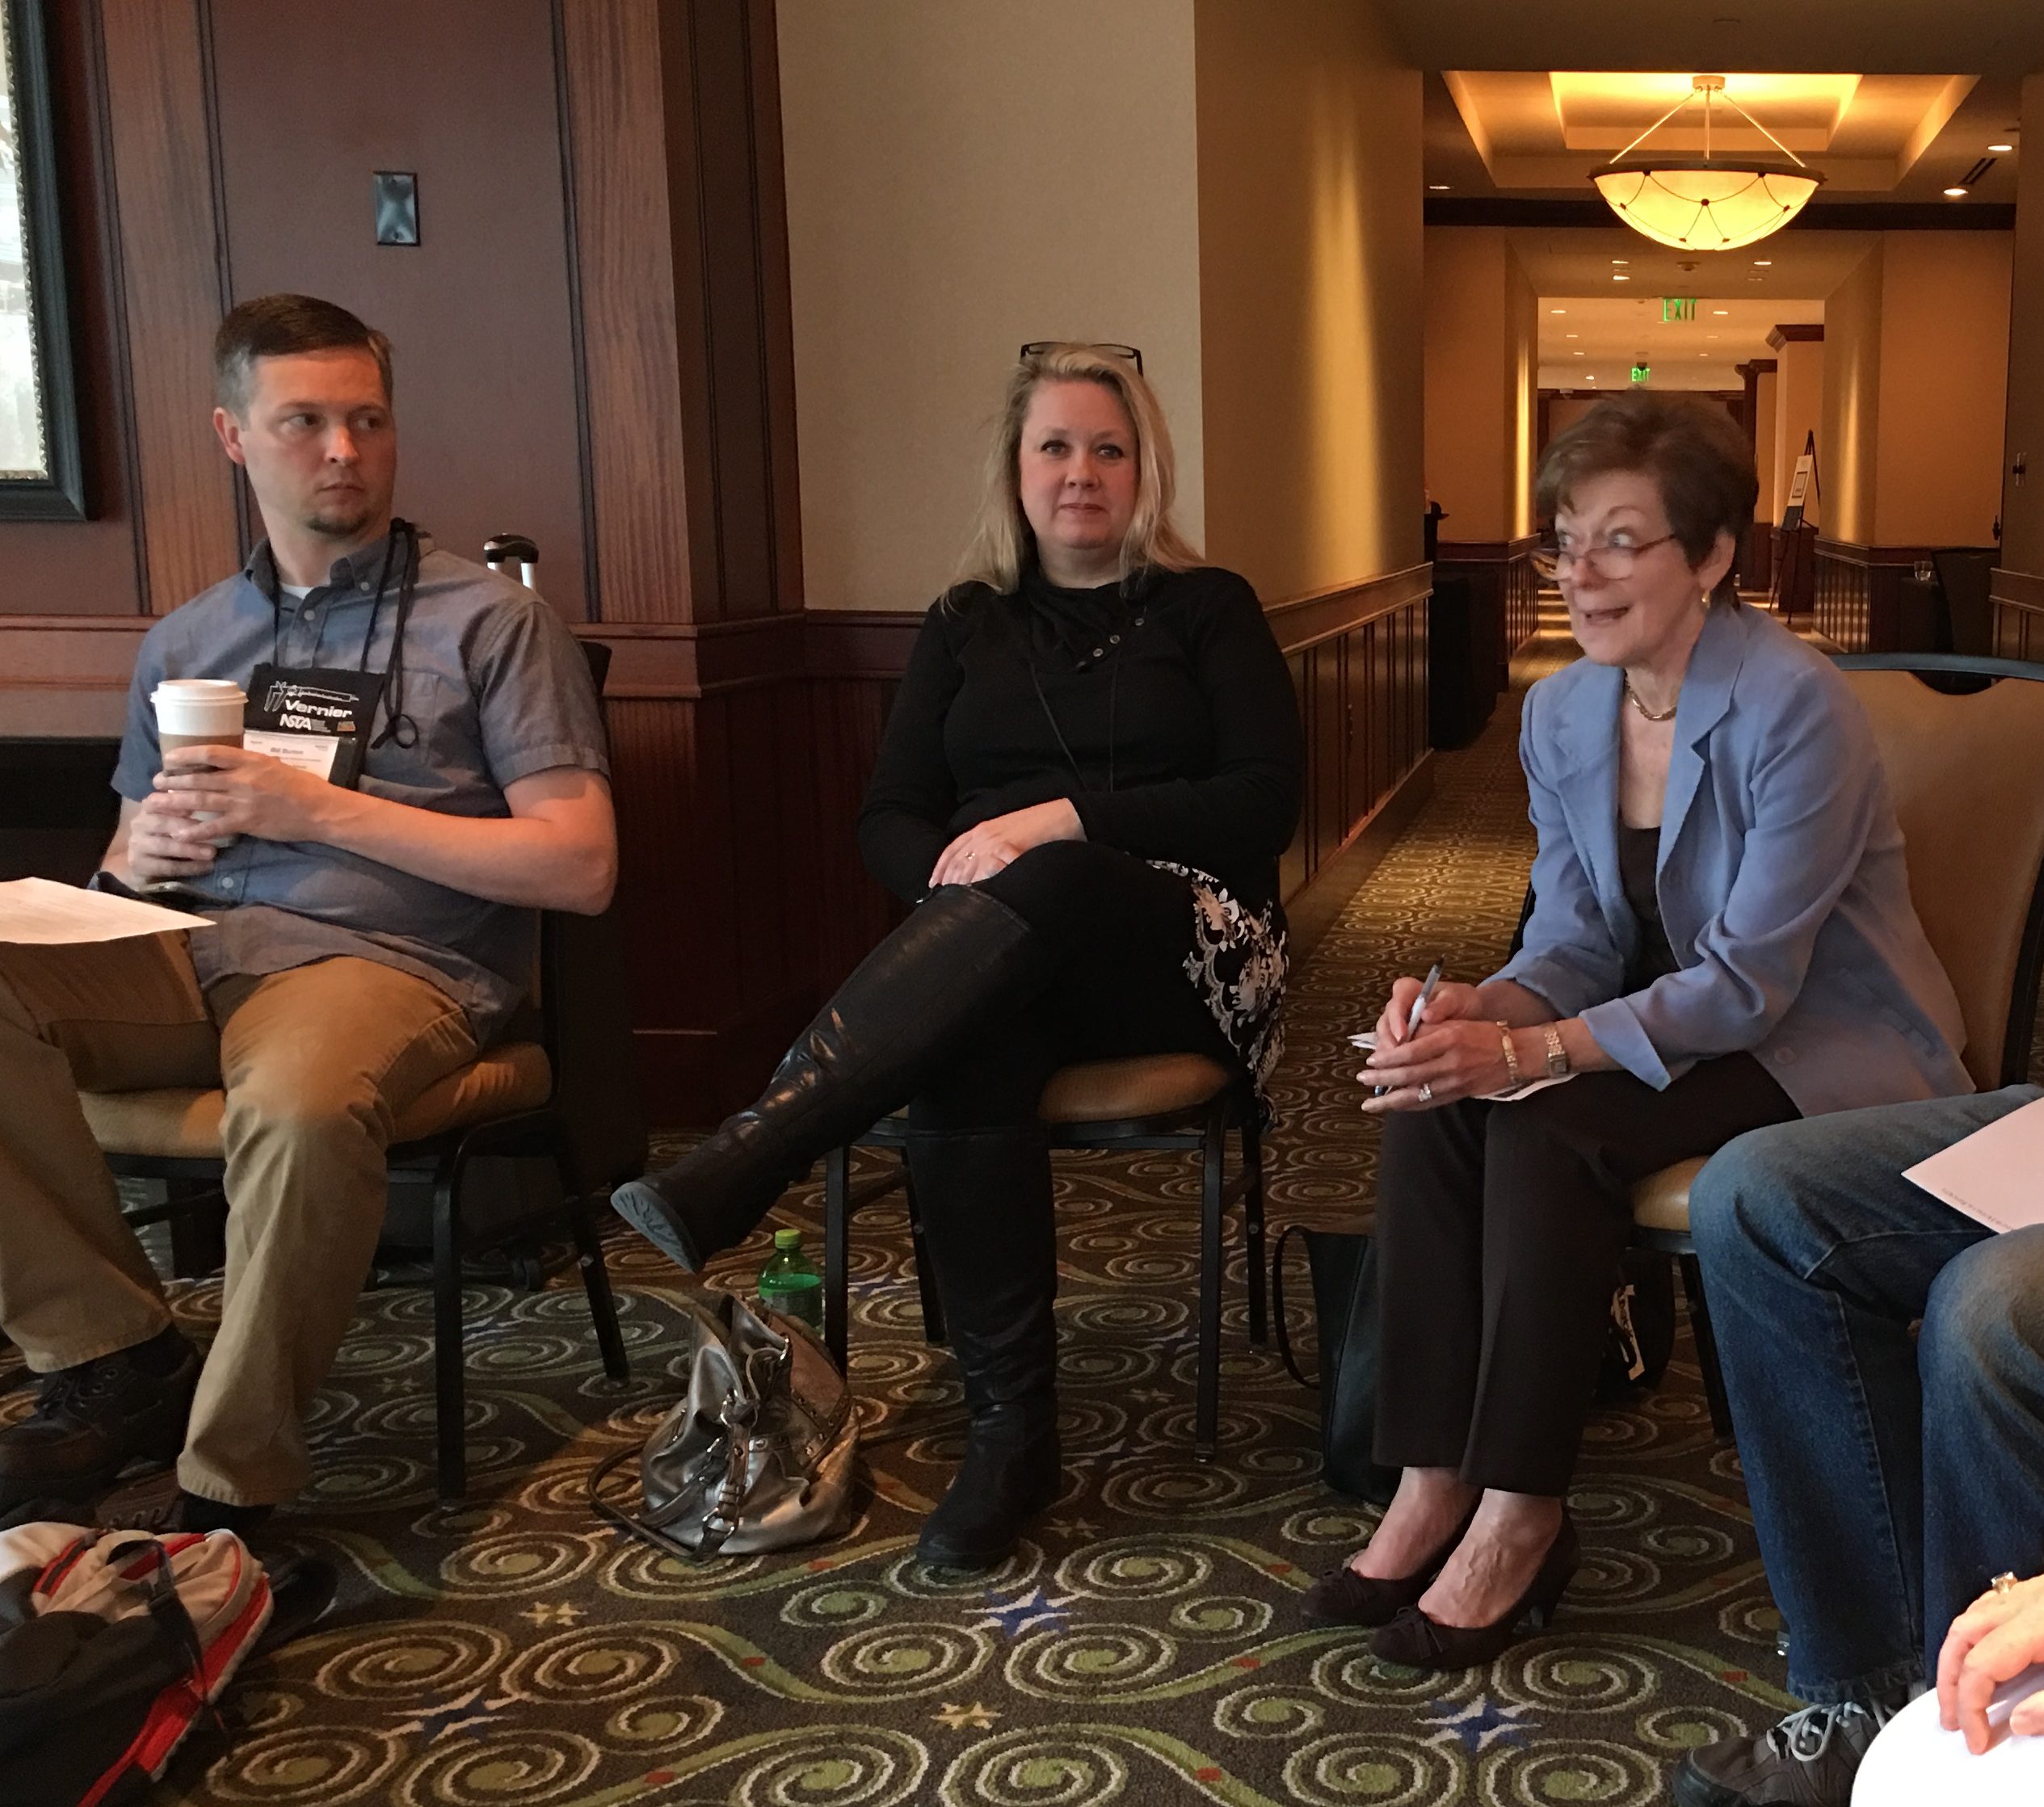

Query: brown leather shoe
[1302,1506,1479,1628]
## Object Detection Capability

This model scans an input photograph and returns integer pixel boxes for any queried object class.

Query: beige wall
[778,0,1204,611]
[1823,233,2012,548]
[1773,334,1827,533]
[1424,228,1537,543]
[1823,249,1883,546]
[1874,234,2010,547]
[2008,75,2044,580]
[1193,0,1424,595]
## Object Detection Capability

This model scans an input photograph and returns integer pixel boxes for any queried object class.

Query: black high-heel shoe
[1301,1505,1479,1629]
[1367,1511,1579,1671]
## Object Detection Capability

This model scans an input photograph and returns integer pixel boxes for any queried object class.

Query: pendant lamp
[1592,76,1823,251]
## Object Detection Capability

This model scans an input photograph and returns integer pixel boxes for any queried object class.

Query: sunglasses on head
[1020,341,1144,376]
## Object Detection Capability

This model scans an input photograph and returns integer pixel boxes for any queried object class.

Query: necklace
[1625,676,1679,723]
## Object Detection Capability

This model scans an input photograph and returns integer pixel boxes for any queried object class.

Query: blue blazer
[1494,600,1970,1117]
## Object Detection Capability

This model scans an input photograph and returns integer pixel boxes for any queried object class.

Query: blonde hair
[953,342,1201,595]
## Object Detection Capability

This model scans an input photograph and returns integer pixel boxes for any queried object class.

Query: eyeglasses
[1019,340,1144,376]
[1533,532,1679,582]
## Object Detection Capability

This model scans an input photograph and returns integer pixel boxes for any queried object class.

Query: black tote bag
[1272,1224,1401,1505]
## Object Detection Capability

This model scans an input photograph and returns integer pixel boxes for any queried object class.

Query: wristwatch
[1541,1023,1571,1080]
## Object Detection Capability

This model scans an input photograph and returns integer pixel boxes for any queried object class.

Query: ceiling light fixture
[1613,258,1630,266]
[1614,274,1631,281]
[1713,309,1730,315]
[1753,258,1773,267]
[1944,186,1970,197]
[1550,308,1567,314]
[1989,143,2013,153]
[1591,75,1823,250]
[1428,183,1452,191]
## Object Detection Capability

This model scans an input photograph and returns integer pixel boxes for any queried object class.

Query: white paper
[1853,1666,2044,1805]
[1349,1031,1579,1103]
[0,877,214,946]
[242,728,340,781]
[1903,1098,2044,1234]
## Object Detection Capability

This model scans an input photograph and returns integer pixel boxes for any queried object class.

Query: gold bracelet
[1496,1022,1521,1091]
[1541,1023,1570,1079]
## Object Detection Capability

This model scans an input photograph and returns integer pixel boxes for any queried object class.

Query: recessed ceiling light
[1945,186,1970,197]
[1614,274,1630,282]
[1565,333,1579,339]
[1550,308,1567,314]
[1990,143,2014,153]
[1428,183,1452,191]
[1613,258,1630,265]
[1713,309,1729,316]
[1574,351,1585,356]
[1707,334,1719,339]
[1752,259,1773,267]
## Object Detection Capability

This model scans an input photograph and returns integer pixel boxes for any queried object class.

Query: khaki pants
[0,936,477,1505]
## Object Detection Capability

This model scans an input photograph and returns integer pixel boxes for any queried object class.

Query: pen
[1373,960,1442,1096]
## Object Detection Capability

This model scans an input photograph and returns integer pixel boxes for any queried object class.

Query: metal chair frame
[823,1078,1268,1461]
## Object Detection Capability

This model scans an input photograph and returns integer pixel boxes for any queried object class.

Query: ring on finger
[1991,1571,2020,1597]
[1417,1082,1433,1103]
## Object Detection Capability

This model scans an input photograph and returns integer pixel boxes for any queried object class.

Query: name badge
[244,663,385,788]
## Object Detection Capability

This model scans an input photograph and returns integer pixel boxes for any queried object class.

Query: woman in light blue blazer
[1304,393,1969,1671]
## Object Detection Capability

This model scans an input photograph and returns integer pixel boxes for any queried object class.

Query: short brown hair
[1535,392,1757,568]
[212,293,393,416]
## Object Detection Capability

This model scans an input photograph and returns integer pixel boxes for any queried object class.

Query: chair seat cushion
[1630,1156,1709,1234]
[1037,1053,1235,1124]
[82,1042,553,1161]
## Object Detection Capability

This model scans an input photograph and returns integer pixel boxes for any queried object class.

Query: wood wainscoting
[1813,540,1997,653]
[1992,566,2044,660]
[1434,536,1541,684]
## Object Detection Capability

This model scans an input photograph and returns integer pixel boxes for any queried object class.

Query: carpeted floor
[20,617,2007,1805]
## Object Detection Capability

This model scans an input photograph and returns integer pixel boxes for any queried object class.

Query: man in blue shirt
[0,295,616,1531]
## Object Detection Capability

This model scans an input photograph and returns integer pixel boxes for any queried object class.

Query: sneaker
[0,1326,198,1511]
[1672,1698,1900,1807]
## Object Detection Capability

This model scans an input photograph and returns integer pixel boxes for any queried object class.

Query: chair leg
[904,1161,946,1348]
[568,1199,629,1381]
[1676,1251,1735,1441]
[431,1176,468,1502]
[1195,1112,1226,1462]
[824,1145,852,1372]
[165,1180,228,1280]
[1241,1118,1267,1347]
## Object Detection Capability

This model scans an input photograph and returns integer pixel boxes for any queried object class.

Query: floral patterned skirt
[1148,860,1289,1107]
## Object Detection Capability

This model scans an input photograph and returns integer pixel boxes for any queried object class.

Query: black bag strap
[1271,1223,1317,1389]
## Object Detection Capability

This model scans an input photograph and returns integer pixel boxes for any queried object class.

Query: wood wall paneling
[557,0,694,624]
[1813,540,1997,653]
[1991,566,2044,660]
[97,0,238,612]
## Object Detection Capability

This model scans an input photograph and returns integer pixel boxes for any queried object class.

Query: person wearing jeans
[1672,1083,2044,1806]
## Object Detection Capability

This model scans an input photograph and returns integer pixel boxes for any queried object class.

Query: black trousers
[1372,1053,1796,1496]
[906,839,1238,1136]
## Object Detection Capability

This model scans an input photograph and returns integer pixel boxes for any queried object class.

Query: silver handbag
[591,1288,856,1557]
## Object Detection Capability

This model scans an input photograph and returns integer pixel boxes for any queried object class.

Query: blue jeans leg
[1919,1224,2044,1653]
[1689,1084,2041,1704]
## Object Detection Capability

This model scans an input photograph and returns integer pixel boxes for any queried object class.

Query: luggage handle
[1270,1223,1317,1389]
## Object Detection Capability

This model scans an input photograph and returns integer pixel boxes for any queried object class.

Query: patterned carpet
[18,617,1965,1805]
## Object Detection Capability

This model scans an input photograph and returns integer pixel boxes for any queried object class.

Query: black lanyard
[263,519,422,750]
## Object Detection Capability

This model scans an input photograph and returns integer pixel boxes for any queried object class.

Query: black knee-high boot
[611,887,1045,1271]
[911,1125,1064,1570]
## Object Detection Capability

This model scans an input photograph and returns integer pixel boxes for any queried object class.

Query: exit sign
[1630,363,1651,385]
[1662,296,1697,321]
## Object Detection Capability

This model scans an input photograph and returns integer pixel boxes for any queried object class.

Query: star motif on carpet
[522,1601,584,1627]
[1046,1516,1100,1537]
[1417,1692,1539,1754]
[933,1701,1002,1731]
[972,1586,1074,1640]
[389,1683,515,1744]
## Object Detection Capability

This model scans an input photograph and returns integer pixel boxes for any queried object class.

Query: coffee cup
[153,679,247,845]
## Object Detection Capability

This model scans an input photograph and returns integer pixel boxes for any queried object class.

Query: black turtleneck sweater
[857,565,1304,912]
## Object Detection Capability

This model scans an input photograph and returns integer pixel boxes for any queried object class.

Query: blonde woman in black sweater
[615,342,1302,1568]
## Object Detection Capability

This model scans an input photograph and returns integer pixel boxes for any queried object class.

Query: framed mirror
[1,0,84,520]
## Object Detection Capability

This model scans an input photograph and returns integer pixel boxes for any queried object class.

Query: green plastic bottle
[757,1227,823,1333]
